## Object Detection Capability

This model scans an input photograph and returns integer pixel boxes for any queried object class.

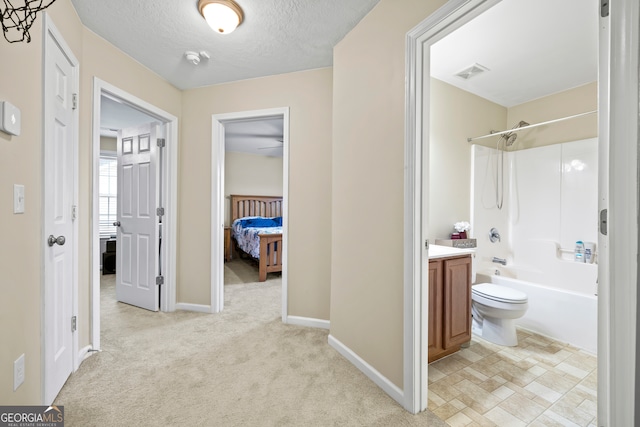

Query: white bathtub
[475,269,597,354]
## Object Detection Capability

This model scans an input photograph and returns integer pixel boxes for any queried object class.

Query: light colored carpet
[55,259,445,426]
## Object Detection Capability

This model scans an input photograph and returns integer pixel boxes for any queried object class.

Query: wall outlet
[14,354,25,391]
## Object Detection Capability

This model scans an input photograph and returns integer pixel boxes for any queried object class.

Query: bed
[230,195,283,282]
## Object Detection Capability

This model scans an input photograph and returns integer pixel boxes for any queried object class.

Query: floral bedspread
[231,216,282,259]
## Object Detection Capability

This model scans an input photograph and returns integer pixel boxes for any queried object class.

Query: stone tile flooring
[428,329,597,426]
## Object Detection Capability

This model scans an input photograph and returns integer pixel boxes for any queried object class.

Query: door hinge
[72,93,78,110]
[425,239,429,249]
[601,0,609,17]
[72,204,78,220]
[156,276,164,286]
[156,207,165,217]
[71,315,77,332]
[600,209,608,235]
[157,138,166,148]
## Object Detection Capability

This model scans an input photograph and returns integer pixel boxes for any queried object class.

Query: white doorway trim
[602,0,639,424]
[90,78,179,350]
[210,107,289,320]
[403,0,501,412]
[42,12,79,404]
[404,0,638,421]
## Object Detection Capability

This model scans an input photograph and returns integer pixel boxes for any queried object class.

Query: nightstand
[224,227,231,262]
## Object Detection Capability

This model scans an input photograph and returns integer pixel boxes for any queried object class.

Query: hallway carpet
[54,259,445,426]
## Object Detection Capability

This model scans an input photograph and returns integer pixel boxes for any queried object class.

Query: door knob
[48,235,66,247]
[113,221,121,227]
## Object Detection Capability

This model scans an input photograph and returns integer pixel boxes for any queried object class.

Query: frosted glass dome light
[198,0,244,35]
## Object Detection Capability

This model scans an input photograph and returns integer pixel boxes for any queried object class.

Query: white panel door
[43,28,76,404]
[116,123,160,311]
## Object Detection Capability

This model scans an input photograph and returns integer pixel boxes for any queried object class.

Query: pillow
[240,217,280,228]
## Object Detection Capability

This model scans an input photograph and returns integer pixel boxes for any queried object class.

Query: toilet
[471,283,528,346]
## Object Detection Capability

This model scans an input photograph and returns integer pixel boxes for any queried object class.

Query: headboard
[230,195,283,223]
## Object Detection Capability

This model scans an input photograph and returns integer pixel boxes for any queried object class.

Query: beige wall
[0,0,84,405]
[507,82,598,149]
[180,68,332,319]
[224,151,283,226]
[0,0,181,404]
[331,0,448,389]
[429,78,506,241]
[0,16,48,406]
[100,136,117,152]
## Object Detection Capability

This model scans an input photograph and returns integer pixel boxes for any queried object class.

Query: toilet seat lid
[472,283,528,303]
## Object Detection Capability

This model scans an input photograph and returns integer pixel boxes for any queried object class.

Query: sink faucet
[492,257,507,265]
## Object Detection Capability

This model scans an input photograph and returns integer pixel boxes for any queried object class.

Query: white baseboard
[286,315,330,329]
[175,302,212,313]
[76,345,95,370]
[328,334,404,406]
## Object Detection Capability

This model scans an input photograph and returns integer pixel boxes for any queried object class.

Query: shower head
[501,120,530,146]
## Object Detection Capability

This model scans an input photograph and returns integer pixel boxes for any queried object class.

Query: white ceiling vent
[455,63,490,80]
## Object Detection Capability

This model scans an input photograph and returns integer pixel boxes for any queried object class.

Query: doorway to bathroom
[404,0,639,423]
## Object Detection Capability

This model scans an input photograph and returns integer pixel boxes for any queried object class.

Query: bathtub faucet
[492,257,507,266]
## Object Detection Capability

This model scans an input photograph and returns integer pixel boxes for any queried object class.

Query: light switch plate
[14,184,24,214]
[0,101,21,136]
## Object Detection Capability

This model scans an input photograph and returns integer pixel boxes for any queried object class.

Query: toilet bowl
[471,283,528,346]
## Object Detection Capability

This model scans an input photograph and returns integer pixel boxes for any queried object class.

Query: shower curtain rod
[467,110,597,143]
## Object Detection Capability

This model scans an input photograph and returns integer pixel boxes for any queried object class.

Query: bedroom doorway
[91,79,179,350]
[211,108,290,320]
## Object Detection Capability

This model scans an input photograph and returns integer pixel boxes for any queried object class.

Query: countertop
[428,244,475,260]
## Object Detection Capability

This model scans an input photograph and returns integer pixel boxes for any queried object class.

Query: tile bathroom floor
[428,329,597,426]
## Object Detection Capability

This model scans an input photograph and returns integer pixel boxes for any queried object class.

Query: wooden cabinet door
[443,256,472,348]
[428,260,444,361]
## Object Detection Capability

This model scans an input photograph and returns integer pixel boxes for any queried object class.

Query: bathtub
[475,268,597,354]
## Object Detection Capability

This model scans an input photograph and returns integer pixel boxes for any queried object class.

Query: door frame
[90,78,179,350]
[210,107,289,319]
[404,0,639,422]
[42,13,80,404]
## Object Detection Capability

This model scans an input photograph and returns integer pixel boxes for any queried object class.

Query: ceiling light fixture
[198,0,244,35]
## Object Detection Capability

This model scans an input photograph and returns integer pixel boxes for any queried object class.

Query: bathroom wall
[428,81,596,241]
[507,82,597,150]
[473,138,599,295]
[429,78,506,240]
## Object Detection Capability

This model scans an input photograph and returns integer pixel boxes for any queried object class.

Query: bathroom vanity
[428,245,474,363]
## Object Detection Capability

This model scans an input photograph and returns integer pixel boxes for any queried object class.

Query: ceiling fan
[258,138,284,150]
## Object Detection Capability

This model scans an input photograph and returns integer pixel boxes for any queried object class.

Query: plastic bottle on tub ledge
[584,242,596,264]
[574,241,585,263]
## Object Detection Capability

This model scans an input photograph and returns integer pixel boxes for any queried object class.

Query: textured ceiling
[70,0,381,90]
[91,0,598,151]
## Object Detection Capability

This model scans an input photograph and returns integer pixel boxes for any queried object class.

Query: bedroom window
[99,155,117,238]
